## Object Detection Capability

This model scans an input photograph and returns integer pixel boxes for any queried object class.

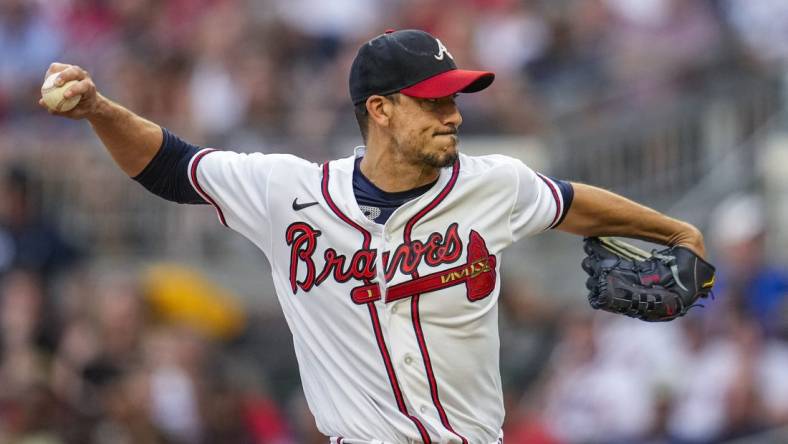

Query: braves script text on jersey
[187,146,570,444]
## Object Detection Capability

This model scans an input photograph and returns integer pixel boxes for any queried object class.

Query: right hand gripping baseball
[581,237,716,322]
[38,62,100,119]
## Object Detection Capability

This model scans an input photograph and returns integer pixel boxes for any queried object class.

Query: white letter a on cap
[434,39,453,61]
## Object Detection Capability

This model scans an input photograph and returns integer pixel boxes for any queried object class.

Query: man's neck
[359,143,440,193]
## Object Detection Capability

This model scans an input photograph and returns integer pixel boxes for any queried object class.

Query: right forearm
[87,94,162,177]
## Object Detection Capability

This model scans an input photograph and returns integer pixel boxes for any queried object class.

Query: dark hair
[353,94,399,143]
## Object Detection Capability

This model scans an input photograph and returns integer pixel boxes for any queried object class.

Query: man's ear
[366,95,395,128]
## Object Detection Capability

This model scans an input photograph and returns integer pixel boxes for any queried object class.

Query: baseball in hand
[41,73,81,112]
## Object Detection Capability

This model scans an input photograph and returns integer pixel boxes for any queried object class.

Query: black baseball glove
[581,237,716,322]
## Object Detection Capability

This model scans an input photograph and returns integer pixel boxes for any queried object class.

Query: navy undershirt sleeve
[550,176,574,227]
[132,128,206,204]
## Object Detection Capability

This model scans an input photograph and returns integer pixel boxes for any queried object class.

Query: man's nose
[443,103,462,128]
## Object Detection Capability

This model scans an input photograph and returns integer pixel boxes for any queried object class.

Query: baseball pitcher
[41,29,713,444]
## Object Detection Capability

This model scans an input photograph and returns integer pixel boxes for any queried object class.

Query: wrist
[672,223,706,258]
[86,93,114,122]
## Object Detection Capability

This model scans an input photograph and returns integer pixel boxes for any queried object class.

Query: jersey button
[404,355,413,365]
[391,305,398,314]
[420,406,428,414]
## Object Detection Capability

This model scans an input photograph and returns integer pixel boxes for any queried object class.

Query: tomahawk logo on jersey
[185,146,572,444]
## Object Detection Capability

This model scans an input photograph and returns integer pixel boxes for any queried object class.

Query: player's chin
[423,146,458,168]
[442,138,459,156]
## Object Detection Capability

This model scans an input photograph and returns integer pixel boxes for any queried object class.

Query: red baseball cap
[349,29,495,105]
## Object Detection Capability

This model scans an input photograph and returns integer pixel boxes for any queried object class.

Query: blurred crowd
[2,0,787,151]
[1,0,788,443]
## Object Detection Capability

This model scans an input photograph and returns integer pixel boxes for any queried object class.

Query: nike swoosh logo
[292,198,319,211]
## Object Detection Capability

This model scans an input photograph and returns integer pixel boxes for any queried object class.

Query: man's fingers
[45,62,71,79]
[43,64,88,94]
[63,79,92,98]
[55,65,88,84]
[40,62,96,119]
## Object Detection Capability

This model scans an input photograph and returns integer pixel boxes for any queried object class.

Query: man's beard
[419,147,458,168]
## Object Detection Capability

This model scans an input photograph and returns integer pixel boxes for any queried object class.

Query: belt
[329,430,504,444]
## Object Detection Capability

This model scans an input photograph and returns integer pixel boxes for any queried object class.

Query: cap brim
[400,69,495,99]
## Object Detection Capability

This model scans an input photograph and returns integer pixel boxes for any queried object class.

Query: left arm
[557,183,706,258]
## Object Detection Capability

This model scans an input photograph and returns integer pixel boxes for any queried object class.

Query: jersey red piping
[321,162,432,444]
[403,160,469,444]
[536,173,562,229]
[190,149,228,227]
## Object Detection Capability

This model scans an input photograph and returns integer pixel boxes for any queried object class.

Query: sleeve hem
[188,148,228,227]
[536,173,563,230]
[552,180,574,228]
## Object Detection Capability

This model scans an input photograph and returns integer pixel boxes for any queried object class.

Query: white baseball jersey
[187,146,569,444]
